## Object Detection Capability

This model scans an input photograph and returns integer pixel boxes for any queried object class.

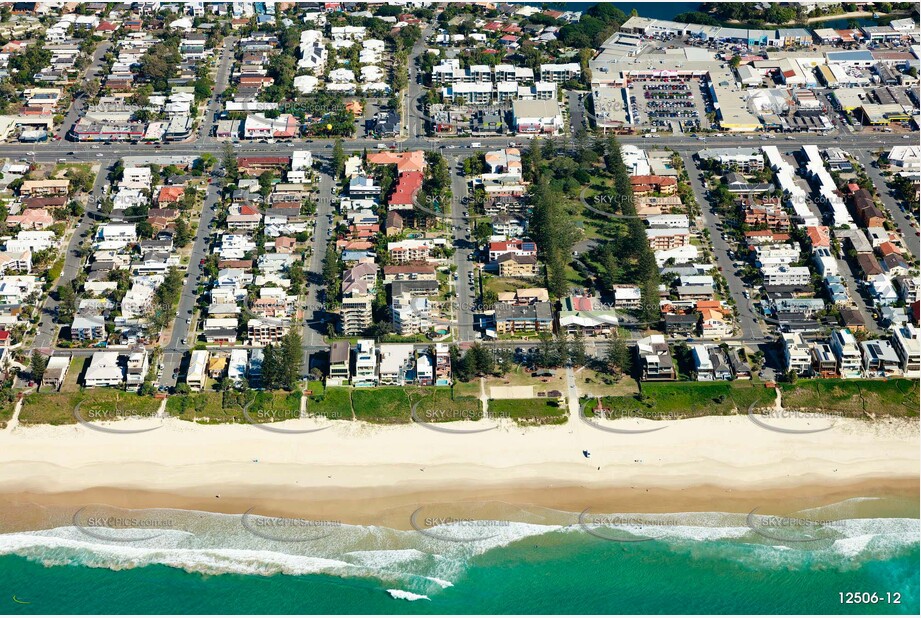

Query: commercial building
[511,99,563,134]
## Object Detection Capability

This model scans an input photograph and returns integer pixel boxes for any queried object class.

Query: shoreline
[0,415,918,532]
[1,477,919,535]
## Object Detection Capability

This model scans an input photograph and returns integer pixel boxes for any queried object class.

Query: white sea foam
[387,589,430,601]
[343,548,429,568]
[426,576,454,588]
[0,509,916,591]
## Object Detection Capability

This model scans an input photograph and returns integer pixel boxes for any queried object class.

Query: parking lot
[629,79,713,133]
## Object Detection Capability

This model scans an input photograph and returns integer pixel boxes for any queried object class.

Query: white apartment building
[378,343,414,386]
[229,348,248,386]
[388,239,434,264]
[84,352,124,388]
[891,324,920,378]
[297,30,327,73]
[762,265,811,287]
[830,328,863,379]
[247,317,289,346]
[697,147,765,172]
[540,63,580,83]
[755,244,800,267]
[125,348,149,388]
[121,282,158,321]
[341,293,373,336]
[782,332,812,376]
[353,339,377,387]
[96,224,138,245]
[392,294,431,335]
[4,231,56,253]
[120,166,152,190]
[645,214,689,229]
[187,350,209,391]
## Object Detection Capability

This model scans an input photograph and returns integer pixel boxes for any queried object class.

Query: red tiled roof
[806,226,830,248]
[157,186,185,203]
[571,295,593,311]
[630,175,677,186]
[878,241,899,256]
[389,171,423,207]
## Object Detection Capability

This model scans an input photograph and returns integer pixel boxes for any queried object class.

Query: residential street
[57,40,112,140]
[159,175,221,388]
[301,160,336,376]
[852,148,920,260]
[32,161,111,351]
[199,35,236,144]
[447,153,476,342]
[678,151,765,341]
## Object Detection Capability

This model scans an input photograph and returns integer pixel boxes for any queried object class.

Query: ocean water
[0,502,918,614]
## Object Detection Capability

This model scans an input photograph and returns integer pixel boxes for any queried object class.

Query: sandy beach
[0,414,918,531]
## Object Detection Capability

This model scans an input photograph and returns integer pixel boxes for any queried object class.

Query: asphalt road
[447,154,476,342]
[679,151,765,341]
[567,90,586,135]
[31,38,116,350]
[404,24,434,141]
[3,129,913,163]
[199,36,237,144]
[301,161,336,375]
[57,40,112,141]
[158,42,235,387]
[159,175,222,387]
[32,160,111,351]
